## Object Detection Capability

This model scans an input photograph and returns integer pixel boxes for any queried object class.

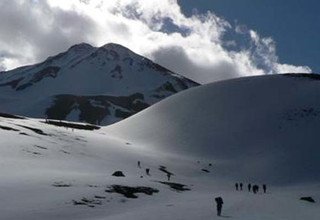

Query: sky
[179,0,320,75]
[0,0,315,83]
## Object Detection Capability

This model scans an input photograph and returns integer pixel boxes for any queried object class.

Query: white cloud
[0,0,312,82]
[248,30,311,74]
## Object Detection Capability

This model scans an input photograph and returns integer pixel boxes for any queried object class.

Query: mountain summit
[0,43,198,125]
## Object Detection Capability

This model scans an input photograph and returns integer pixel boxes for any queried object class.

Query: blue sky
[179,0,320,73]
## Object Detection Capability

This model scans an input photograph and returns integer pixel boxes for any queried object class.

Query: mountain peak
[98,43,136,58]
[0,42,198,125]
[101,43,127,49]
[67,43,94,52]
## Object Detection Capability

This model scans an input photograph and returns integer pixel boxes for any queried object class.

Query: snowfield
[0,74,319,219]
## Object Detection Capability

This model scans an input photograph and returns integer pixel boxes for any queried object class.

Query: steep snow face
[106,74,320,184]
[0,43,198,125]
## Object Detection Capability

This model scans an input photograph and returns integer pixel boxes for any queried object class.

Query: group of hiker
[214,183,268,216]
[138,160,272,217]
[137,161,172,181]
[235,182,267,194]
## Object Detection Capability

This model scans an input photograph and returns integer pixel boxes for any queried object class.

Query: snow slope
[106,74,320,184]
[0,74,319,219]
[0,115,319,220]
[0,43,198,125]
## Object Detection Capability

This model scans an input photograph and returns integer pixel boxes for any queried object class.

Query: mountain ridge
[0,42,199,125]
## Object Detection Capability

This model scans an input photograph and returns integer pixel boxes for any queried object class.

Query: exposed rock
[157,181,190,192]
[300,197,316,203]
[52,181,72,187]
[106,185,159,198]
[201,169,210,173]
[112,171,125,177]
[44,119,100,130]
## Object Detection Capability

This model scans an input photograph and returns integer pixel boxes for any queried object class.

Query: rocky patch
[105,185,159,199]
[52,181,72,187]
[300,197,316,203]
[45,119,100,130]
[157,181,190,192]
[112,171,125,177]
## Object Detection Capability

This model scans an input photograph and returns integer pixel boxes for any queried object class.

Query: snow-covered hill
[106,74,320,184]
[0,74,319,219]
[0,43,198,125]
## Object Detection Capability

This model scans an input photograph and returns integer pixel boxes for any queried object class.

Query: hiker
[235,183,239,191]
[137,161,141,168]
[248,183,252,192]
[263,184,267,193]
[167,173,172,181]
[146,168,150,175]
[253,185,259,194]
[240,183,243,191]
[215,196,224,216]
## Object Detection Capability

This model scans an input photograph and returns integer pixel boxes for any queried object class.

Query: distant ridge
[0,43,199,125]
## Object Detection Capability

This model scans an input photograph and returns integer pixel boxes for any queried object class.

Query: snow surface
[0,74,319,219]
[106,74,320,184]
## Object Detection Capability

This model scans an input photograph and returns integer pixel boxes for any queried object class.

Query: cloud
[0,0,312,83]
[0,0,97,69]
[152,45,239,82]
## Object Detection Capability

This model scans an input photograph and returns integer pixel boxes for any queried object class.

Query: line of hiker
[137,161,172,181]
[235,182,267,194]
[215,183,268,217]
[138,161,150,175]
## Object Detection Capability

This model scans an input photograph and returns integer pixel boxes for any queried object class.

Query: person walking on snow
[235,183,239,191]
[263,184,267,193]
[248,183,252,192]
[215,197,224,216]
[167,173,172,181]
[240,183,243,191]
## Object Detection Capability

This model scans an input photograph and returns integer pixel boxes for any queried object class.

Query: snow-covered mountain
[0,43,198,125]
[0,74,319,220]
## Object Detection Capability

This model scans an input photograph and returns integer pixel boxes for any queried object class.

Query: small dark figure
[263,184,267,193]
[146,168,150,175]
[253,185,259,194]
[137,161,141,168]
[248,183,252,192]
[215,197,224,216]
[240,183,243,191]
[167,173,172,181]
[235,183,239,191]
[209,163,212,166]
